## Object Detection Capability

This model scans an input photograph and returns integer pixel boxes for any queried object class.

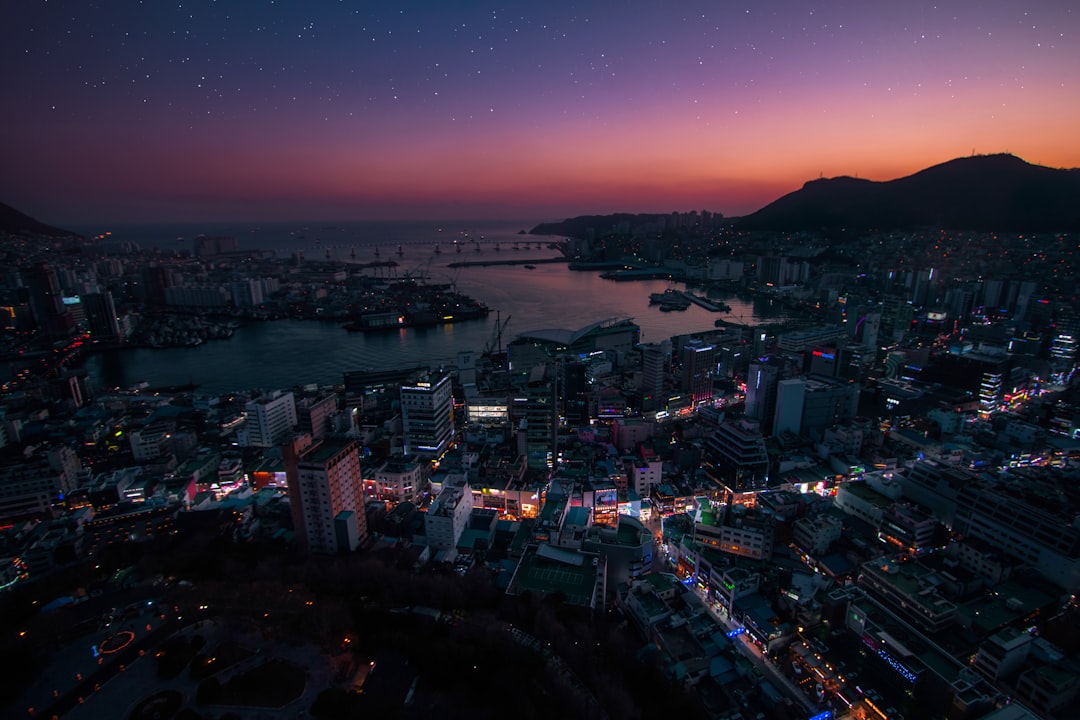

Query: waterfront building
[509,318,641,366]
[241,390,297,448]
[230,278,264,307]
[194,235,238,257]
[164,284,229,308]
[283,435,368,554]
[707,257,744,282]
[401,372,454,460]
[80,291,121,341]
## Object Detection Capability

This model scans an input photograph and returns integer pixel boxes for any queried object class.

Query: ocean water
[78,220,787,394]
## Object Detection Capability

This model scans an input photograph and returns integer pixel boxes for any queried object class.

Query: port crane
[484,312,512,357]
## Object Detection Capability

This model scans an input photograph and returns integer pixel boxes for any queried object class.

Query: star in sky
[2,1,1078,223]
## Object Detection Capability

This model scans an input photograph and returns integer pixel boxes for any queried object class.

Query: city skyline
[3,1,1079,224]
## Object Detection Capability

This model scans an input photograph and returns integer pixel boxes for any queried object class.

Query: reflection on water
[82,241,786,393]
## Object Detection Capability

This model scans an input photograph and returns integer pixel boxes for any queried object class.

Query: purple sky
[3,1,1079,224]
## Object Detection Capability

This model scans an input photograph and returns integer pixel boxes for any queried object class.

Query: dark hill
[0,202,82,238]
[737,154,1080,232]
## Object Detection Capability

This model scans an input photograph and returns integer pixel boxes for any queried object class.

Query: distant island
[530,211,724,238]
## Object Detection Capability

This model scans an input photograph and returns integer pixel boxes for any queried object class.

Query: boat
[524,264,536,270]
[649,289,685,305]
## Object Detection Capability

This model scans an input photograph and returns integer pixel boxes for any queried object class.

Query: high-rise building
[81,291,121,341]
[284,436,368,554]
[773,376,859,438]
[242,391,297,447]
[640,341,670,412]
[22,263,73,338]
[140,265,174,306]
[401,372,454,459]
[702,419,770,500]
[560,360,589,424]
[515,364,558,470]
[194,235,239,257]
[680,339,717,406]
[296,392,338,442]
[745,358,786,433]
[230,278,263,307]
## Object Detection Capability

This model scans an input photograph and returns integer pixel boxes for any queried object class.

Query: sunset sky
[3,1,1079,224]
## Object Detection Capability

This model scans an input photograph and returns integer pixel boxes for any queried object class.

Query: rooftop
[508,543,600,607]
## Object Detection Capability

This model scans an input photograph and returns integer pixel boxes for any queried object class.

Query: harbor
[649,289,731,313]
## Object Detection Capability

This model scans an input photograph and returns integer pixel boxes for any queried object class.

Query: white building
[425,481,473,550]
[401,373,455,459]
[628,457,663,497]
[372,457,425,504]
[242,391,297,448]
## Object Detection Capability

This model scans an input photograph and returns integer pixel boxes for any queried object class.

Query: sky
[3,1,1079,225]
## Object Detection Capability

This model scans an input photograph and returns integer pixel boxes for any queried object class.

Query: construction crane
[483,312,511,357]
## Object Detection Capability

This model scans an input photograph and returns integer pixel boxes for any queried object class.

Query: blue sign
[726,627,746,638]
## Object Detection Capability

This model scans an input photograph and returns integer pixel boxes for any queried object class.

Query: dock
[681,292,731,312]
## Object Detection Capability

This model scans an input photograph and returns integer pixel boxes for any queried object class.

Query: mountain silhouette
[0,202,81,238]
[737,154,1080,232]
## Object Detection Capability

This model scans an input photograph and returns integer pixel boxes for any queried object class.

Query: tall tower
[745,359,782,433]
[22,263,73,338]
[81,291,121,341]
[680,339,717,406]
[401,372,454,459]
[641,341,671,412]
[284,436,368,554]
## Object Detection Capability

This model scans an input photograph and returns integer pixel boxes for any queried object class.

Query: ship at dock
[342,278,491,332]
[649,289,691,311]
